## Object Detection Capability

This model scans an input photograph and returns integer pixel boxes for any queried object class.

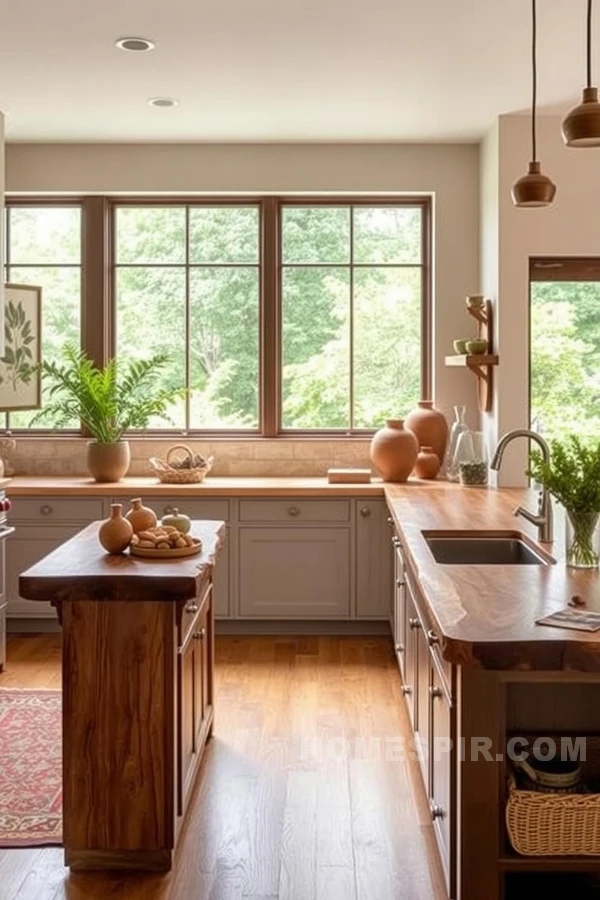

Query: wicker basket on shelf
[506,739,600,856]
[149,444,213,485]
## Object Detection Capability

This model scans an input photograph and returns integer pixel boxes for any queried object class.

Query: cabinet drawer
[179,582,211,649]
[430,663,455,898]
[11,497,105,523]
[114,498,229,522]
[239,499,349,523]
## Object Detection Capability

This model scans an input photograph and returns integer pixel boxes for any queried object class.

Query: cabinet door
[178,637,197,813]
[356,500,393,619]
[403,575,420,729]
[393,541,407,677]
[239,527,350,618]
[192,614,208,747]
[430,662,455,898]
[416,623,431,791]
[7,526,81,618]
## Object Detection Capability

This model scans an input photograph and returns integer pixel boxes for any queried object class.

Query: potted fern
[528,436,600,568]
[35,346,178,482]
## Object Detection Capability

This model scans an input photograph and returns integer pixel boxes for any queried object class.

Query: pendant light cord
[532,0,537,161]
[587,0,593,87]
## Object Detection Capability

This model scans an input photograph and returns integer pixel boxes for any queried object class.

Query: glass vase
[445,406,468,482]
[453,430,489,486]
[565,510,600,569]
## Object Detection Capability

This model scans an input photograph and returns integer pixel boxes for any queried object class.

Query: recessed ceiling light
[147,97,179,108]
[115,37,155,52]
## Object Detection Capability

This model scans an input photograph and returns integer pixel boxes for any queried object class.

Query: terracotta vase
[99,503,133,554]
[87,440,131,483]
[126,497,157,534]
[414,446,441,480]
[370,419,418,483]
[405,401,448,465]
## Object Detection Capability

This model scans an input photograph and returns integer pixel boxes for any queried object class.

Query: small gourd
[161,507,191,534]
[125,497,158,534]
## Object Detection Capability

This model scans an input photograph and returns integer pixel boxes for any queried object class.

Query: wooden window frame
[4,194,432,439]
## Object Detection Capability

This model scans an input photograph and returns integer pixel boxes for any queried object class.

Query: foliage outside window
[4,205,82,428]
[530,262,600,443]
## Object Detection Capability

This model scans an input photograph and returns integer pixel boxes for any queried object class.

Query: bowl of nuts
[130,525,202,559]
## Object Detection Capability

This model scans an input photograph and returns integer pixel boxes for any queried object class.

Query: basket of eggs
[98,498,202,558]
[149,444,213,485]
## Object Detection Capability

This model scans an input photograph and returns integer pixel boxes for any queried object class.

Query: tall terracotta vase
[405,400,448,464]
[370,419,418,483]
[99,503,133,554]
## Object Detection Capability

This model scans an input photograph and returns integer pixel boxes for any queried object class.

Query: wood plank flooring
[0,634,446,900]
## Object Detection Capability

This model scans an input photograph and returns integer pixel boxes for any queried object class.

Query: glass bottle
[444,406,468,482]
[565,510,600,568]
[452,430,489,486]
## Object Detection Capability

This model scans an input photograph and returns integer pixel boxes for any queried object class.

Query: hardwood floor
[0,634,446,900]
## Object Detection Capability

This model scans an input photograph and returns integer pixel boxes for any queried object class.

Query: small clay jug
[414,446,441,480]
[405,400,448,464]
[126,497,157,534]
[370,419,418,483]
[99,503,134,554]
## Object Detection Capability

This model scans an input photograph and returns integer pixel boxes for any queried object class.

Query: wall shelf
[445,299,498,412]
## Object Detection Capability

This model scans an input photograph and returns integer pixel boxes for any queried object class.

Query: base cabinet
[356,499,393,619]
[178,597,212,814]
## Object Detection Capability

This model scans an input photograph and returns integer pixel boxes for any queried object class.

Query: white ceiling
[0,0,595,142]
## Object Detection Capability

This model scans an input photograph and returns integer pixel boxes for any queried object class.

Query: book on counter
[536,607,600,632]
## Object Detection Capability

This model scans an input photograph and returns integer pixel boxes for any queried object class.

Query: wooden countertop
[6,475,387,497]
[385,484,600,671]
[19,519,226,604]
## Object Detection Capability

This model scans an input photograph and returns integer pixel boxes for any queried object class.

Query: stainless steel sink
[423,531,553,566]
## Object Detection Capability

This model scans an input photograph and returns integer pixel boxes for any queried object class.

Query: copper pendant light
[562,0,600,146]
[512,0,556,207]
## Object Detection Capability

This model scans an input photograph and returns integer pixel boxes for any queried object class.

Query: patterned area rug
[0,689,62,847]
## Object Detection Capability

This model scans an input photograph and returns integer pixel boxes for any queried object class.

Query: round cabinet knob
[401,685,413,696]
[409,617,421,630]
[429,686,443,699]
[427,630,440,647]
[192,629,206,641]
[360,506,371,518]
[288,506,300,517]
[431,803,445,821]
[396,578,404,588]
[387,516,393,525]
[391,536,400,547]
[40,504,52,515]
[395,643,405,653]
[164,506,174,515]
[185,601,199,614]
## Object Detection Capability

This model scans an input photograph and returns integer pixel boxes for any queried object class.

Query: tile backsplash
[8,437,373,478]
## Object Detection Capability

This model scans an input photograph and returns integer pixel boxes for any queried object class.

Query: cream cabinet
[355,499,393,619]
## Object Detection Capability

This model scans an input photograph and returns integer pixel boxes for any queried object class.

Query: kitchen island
[18,518,225,873]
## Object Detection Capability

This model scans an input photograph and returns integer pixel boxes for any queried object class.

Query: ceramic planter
[87,440,131,483]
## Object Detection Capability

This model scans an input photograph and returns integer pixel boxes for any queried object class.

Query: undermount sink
[423,531,553,566]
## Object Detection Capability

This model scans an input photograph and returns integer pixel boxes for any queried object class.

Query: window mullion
[262,197,279,437]
[349,206,355,431]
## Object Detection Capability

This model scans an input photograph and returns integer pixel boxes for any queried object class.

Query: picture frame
[0,283,42,412]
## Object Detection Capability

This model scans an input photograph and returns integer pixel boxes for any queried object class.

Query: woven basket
[149,444,213,484]
[506,739,600,856]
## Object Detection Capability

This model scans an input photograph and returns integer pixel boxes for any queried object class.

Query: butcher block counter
[19,519,226,873]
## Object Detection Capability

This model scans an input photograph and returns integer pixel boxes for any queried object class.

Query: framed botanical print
[0,284,42,411]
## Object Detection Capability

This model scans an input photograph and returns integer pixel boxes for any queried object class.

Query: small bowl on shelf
[453,339,469,354]
[465,339,489,355]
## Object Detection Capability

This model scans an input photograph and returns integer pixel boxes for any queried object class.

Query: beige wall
[485,115,600,485]
[5,141,481,475]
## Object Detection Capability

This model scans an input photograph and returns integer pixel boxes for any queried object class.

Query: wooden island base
[19,519,225,872]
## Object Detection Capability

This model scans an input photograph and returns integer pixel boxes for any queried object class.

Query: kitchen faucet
[490,429,554,543]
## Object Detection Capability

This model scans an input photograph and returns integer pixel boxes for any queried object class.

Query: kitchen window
[3,202,82,429]
[3,196,431,437]
[530,257,600,444]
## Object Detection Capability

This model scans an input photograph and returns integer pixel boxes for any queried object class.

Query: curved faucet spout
[490,429,553,543]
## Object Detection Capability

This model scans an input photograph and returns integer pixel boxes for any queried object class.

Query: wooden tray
[130,538,203,559]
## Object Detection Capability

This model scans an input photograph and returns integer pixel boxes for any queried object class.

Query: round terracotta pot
[414,446,441,480]
[126,497,157,534]
[87,440,131,483]
[405,400,448,465]
[370,419,418,483]
[99,503,133,554]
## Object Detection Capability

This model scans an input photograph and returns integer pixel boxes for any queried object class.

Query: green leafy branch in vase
[528,436,600,567]
[1,300,35,392]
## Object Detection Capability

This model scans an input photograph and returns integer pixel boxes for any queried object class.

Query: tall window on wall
[4,203,82,428]
[113,204,260,430]
[280,202,427,431]
[530,258,600,442]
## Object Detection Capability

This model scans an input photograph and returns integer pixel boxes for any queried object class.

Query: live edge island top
[19,518,226,605]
